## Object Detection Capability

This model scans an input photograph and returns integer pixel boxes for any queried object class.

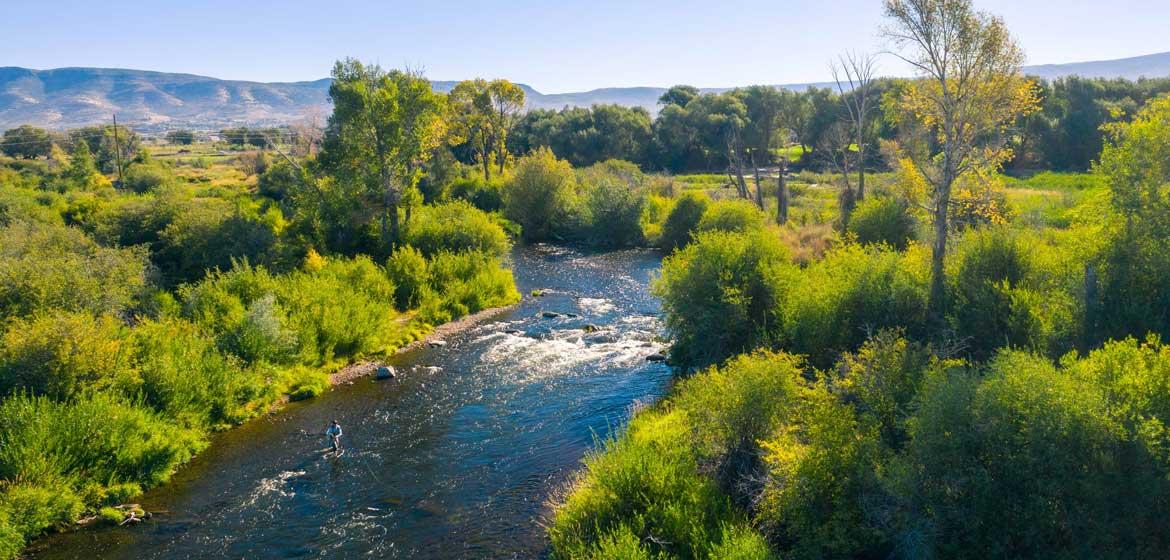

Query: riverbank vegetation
[4,0,1170,555]
[548,1,1170,558]
[0,63,523,556]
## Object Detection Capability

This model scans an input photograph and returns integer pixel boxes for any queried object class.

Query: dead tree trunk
[776,160,789,225]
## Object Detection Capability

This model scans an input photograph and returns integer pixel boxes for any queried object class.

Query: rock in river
[375,366,396,380]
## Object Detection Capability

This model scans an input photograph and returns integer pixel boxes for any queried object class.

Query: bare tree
[818,121,858,225]
[831,51,879,201]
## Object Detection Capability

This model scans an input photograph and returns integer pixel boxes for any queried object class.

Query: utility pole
[112,113,125,188]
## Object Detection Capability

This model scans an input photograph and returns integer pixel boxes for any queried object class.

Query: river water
[28,245,669,560]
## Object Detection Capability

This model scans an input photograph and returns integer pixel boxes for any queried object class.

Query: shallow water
[29,245,670,559]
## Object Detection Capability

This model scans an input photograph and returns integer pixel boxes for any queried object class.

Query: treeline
[466,75,1170,174]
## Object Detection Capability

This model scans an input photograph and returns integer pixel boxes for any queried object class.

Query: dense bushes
[503,147,579,241]
[122,161,174,193]
[695,199,766,235]
[402,200,511,257]
[657,192,708,251]
[0,221,150,320]
[420,250,520,324]
[556,331,1170,559]
[848,196,916,249]
[0,393,204,552]
[550,352,793,559]
[0,312,134,400]
[654,230,792,367]
[446,175,505,212]
[581,171,646,247]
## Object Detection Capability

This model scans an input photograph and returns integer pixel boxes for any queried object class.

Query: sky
[4,0,1170,93]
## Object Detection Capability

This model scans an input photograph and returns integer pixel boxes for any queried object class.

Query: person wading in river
[325,420,343,454]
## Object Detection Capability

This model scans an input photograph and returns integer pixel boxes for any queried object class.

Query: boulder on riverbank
[375,366,396,380]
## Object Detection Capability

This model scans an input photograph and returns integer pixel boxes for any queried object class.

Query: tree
[658,85,700,108]
[65,140,101,190]
[688,92,753,202]
[448,79,525,179]
[166,129,195,145]
[739,86,785,206]
[70,125,140,173]
[1098,94,1170,235]
[449,79,495,180]
[882,0,1039,324]
[1,125,53,159]
[486,79,526,176]
[318,59,446,249]
[832,51,878,200]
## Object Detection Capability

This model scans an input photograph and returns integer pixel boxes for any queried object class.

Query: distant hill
[1023,51,1170,82]
[3,51,1169,131]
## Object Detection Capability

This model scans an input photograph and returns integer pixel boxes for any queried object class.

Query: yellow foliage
[302,248,326,272]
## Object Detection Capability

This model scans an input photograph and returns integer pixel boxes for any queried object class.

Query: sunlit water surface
[29,246,670,559]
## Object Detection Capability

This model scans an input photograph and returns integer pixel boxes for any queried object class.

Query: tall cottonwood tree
[319,59,446,247]
[449,78,495,180]
[882,0,1039,323]
[487,79,526,176]
[449,79,525,180]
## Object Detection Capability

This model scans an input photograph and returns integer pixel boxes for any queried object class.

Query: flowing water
[29,246,670,559]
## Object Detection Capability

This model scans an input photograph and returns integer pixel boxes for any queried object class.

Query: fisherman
[325,419,343,454]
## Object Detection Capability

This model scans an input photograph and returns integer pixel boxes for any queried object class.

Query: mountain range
[3,51,1170,131]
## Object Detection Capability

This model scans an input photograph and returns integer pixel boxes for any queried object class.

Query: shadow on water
[28,245,671,560]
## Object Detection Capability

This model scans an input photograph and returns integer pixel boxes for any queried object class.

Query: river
[29,245,670,559]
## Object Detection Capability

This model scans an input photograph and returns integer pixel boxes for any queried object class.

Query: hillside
[3,51,1169,130]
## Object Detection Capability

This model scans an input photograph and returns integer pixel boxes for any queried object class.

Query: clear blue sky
[4,0,1169,93]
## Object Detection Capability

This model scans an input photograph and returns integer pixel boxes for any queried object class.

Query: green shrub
[781,243,929,368]
[901,350,1167,558]
[582,174,646,247]
[0,185,67,226]
[756,385,888,560]
[282,366,330,402]
[658,192,708,251]
[848,196,916,249]
[673,351,804,462]
[949,228,1077,360]
[0,312,136,400]
[131,318,268,427]
[155,200,279,287]
[549,410,738,559]
[420,251,519,324]
[97,506,125,524]
[503,147,579,241]
[386,245,429,310]
[403,200,511,258]
[0,482,83,540]
[696,199,766,235]
[122,161,173,193]
[276,256,399,363]
[257,161,302,201]
[654,230,793,367]
[0,221,149,320]
[447,175,504,212]
[0,394,205,488]
[1089,227,1170,347]
[832,331,936,448]
[0,517,21,560]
